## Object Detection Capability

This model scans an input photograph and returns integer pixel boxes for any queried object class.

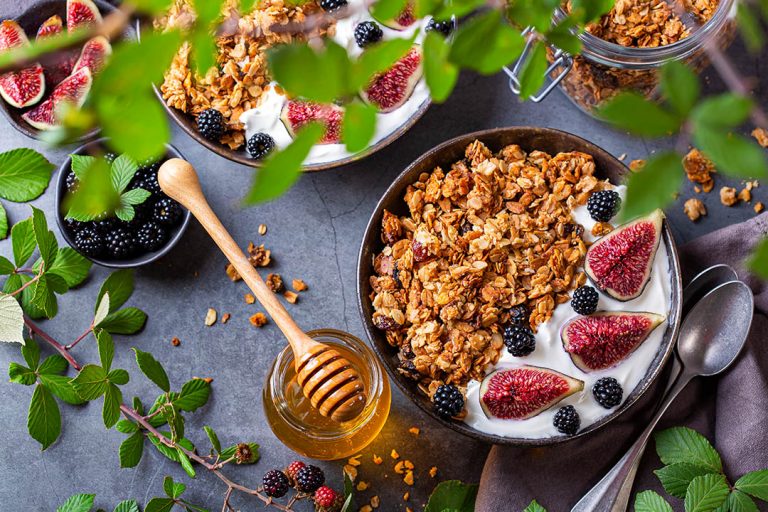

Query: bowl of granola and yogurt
[357,127,682,445]
[154,0,437,170]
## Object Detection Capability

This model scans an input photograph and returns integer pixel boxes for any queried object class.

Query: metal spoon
[571,279,754,512]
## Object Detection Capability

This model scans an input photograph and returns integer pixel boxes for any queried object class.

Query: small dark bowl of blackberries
[55,139,191,268]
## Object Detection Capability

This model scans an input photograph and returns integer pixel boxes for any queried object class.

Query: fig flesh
[67,0,102,32]
[36,15,77,88]
[585,209,664,301]
[280,100,343,144]
[479,366,583,420]
[36,15,63,39]
[0,20,45,108]
[22,67,92,130]
[361,46,422,113]
[561,311,665,371]
[73,36,112,74]
[372,1,416,30]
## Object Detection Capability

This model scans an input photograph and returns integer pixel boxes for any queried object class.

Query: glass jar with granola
[508,0,736,116]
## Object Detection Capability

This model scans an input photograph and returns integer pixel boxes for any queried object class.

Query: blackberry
[65,170,79,193]
[295,465,325,493]
[152,198,183,226]
[63,217,85,234]
[93,218,117,235]
[104,228,137,259]
[587,190,621,222]
[502,324,536,357]
[197,108,225,141]
[593,377,623,409]
[74,226,104,258]
[131,168,163,197]
[433,384,464,419]
[426,18,454,36]
[571,286,599,315]
[354,21,383,48]
[319,0,347,11]
[104,152,118,164]
[136,222,169,252]
[553,405,580,436]
[508,304,528,326]
[247,133,276,160]
[262,469,290,498]
[285,460,306,484]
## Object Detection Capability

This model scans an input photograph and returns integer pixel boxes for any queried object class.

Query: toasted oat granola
[683,197,707,221]
[720,186,738,206]
[683,148,716,192]
[369,141,601,395]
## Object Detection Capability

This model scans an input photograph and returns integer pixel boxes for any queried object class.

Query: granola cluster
[158,0,325,150]
[369,141,604,395]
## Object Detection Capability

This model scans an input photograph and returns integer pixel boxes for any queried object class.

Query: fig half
[585,209,664,301]
[73,36,112,75]
[67,0,103,32]
[561,311,665,372]
[280,100,343,144]
[479,366,583,420]
[370,1,416,30]
[361,46,422,113]
[22,67,92,130]
[36,15,77,89]
[0,20,45,108]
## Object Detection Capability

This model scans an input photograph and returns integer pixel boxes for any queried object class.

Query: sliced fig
[0,20,45,108]
[561,312,665,372]
[67,0,102,32]
[585,209,664,301]
[372,1,416,30]
[22,67,92,130]
[361,46,422,113]
[73,36,112,74]
[36,15,77,88]
[36,15,63,39]
[280,100,343,144]
[479,366,583,420]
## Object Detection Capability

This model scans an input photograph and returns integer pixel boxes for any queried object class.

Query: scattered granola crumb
[756,202,765,214]
[258,223,267,235]
[343,465,358,480]
[429,466,438,478]
[225,264,241,282]
[720,186,738,206]
[247,242,271,267]
[249,312,267,328]
[629,159,645,172]
[171,337,181,347]
[408,427,420,436]
[394,461,406,474]
[738,188,752,203]
[591,222,613,237]
[359,506,372,512]
[221,313,231,324]
[244,293,255,304]
[292,278,308,292]
[684,198,707,222]
[348,455,362,467]
[403,492,410,501]
[373,454,383,465]
[753,127,768,148]
[694,186,702,194]
[370,496,380,509]
[403,470,414,486]
[683,149,716,193]
[283,290,299,304]
[204,308,217,326]
[197,377,213,384]
[356,481,369,491]
[266,273,284,293]
[390,449,400,460]
[618,153,626,161]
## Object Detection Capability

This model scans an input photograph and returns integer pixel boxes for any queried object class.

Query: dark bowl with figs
[356,127,683,446]
[54,138,191,269]
[0,0,133,141]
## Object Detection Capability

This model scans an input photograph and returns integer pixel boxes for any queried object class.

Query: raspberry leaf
[39,374,85,405]
[11,218,35,266]
[96,328,113,371]
[96,270,134,314]
[660,61,700,116]
[65,158,122,222]
[0,202,7,240]
[38,354,68,375]
[268,40,351,103]
[0,148,53,202]
[203,425,221,454]
[164,475,186,498]
[31,206,58,268]
[31,274,58,318]
[343,102,377,153]
[654,462,715,498]
[424,480,478,512]
[685,474,729,512]
[517,41,548,100]
[98,307,147,334]
[71,364,110,400]
[634,490,673,512]
[692,127,768,179]
[351,36,415,91]
[597,92,682,137]
[174,378,211,412]
[735,469,768,501]
[21,336,40,369]
[56,493,95,512]
[48,247,92,288]
[748,239,768,279]
[448,10,525,75]
[28,383,61,450]
[102,382,123,428]
[220,442,260,464]
[110,154,139,194]
[370,0,408,27]
[655,427,723,473]
[619,152,684,223]
[113,500,140,512]
[144,497,175,512]
[70,155,97,180]
[176,447,196,477]
[133,348,170,392]
[9,361,35,385]
[424,31,459,103]
[569,0,614,23]
[724,490,759,512]
[119,430,144,468]
[523,499,547,512]
[0,255,13,275]
[0,293,25,344]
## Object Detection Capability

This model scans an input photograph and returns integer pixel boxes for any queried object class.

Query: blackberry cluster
[587,190,621,222]
[65,170,79,193]
[553,405,580,436]
[262,469,290,498]
[571,286,599,315]
[105,228,137,260]
[593,377,623,409]
[354,21,383,47]
[136,222,169,252]
[508,304,528,326]
[503,324,536,357]
[319,0,347,11]
[74,226,104,258]
[426,18,454,36]
[247,132,276,160]
[197,108,225,141]
[153,198,183,226]
[433,384,464,419]
[295,465,325,493]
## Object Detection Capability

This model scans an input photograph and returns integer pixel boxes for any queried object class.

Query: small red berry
[286,460,306,482]
[314,486,338,507]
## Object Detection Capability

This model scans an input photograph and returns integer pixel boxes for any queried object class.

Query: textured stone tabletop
[0,9,765,510]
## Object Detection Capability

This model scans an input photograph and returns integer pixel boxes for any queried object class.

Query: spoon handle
[570,365,691,512]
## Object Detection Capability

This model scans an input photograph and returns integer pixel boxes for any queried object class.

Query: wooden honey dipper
[158,158,367,423]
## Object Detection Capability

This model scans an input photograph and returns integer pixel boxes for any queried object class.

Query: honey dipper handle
[158,158,312,353]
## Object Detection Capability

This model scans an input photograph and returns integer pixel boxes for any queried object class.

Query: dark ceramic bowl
[0,0,132,141]
[54,138,191,268]
[356,127,683,446]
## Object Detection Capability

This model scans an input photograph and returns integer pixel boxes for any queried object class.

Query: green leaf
[99,93,172,164]
[424,480,478,512]
[32,274,58,318]
[148,431,195,461]
[747,238,768,279]
[0,148,54,202]
[65,158,121,221]
[545,18,582,55]
[220,442,260,464]
[28,383,61,450]
[114,204,135,222]
[71,364,109,400]
[655,427,723,473]
[116,419,138,433]
[506,0,560,32]
[735,469,768,501]
[434,0,485,18]
[268,40,351,102]
[423,31,459,103]
[655,462,716,498]
[110,154,139,193]
[523,499,547,512]
[70,155,97,180]
[133,348,170,392]
[692,93,753,129]
[736,3,765,52]
[11,218,35,266]
[203,425,221,453]
[685,474,729,512]
[190,27,218,76]
[661,61,700,116]
[38,355,68,375]
[570,0,615,22]
[22,336,40,369]
[31,207,57,268]
[16,274,46,320]
[598,92,681,136]
[619,152,683,222]
[351,36,415,91]
[98,307,147,334]
[174,378,211,412]
[341,469,356,512]
[95,329,114,371]
[103,383,123,428]
[0,255,13,274]
[56,493,95,512]
[119,430,144,468]
[94,294,110,327]
[164,475,186,499]
[46,272,69,295]
[48,248,92,288]
[9,362,36,385]
[108,369,130,386]
[177,447,196,478]
[449,10,526,75]
[693,128,768,179]
[0,293,25,344]
[517,41,548,100]
[113,500,140,512]
[244,123,325,204]
[39,374,85,405]
[634,490,673,512]
[144,498,175,512]
[370,0,408,28]
[127,0,174,15]
[342,102,377,153]
[0,202,7,240]
[96,270,134,313]
[120,188,151,206]
[725,490,759,512]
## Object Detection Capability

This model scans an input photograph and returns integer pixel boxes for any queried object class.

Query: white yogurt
[463,186,673,439]
[239,0,432,166]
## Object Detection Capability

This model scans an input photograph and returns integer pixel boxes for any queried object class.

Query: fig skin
[0,20,45,108]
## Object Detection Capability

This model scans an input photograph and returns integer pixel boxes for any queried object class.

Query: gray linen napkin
[475,213,768,512]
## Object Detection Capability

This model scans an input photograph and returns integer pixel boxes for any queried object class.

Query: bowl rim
[0,0,133,142]
[53,137,192,269]
[355,126,683,446]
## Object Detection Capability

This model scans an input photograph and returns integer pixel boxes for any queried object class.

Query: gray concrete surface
[0,8,765,510]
